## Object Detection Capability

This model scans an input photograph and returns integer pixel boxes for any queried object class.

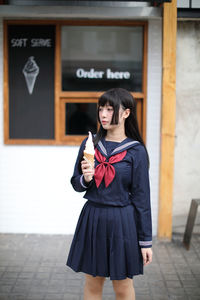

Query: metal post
[183,199,200,250]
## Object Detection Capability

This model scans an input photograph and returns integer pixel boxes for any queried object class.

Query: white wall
[173,21,200,218]
[147,20,162,237]
[0,18,162,236]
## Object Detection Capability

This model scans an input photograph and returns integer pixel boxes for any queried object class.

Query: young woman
[67,88,153,300]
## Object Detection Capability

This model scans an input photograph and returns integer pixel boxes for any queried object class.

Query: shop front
[0,1,174,237]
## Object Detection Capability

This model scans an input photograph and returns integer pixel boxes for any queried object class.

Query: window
[4,20,147,145]
[65,103,97,135]
[61,26,143,92]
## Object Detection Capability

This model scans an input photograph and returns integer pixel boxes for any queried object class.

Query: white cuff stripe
[80,175,88,189]
[139,241,152,246]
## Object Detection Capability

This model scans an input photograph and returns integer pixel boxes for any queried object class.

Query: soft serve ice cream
[83,131,95,167]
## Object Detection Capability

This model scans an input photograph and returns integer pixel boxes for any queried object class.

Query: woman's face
[99,103,126,130]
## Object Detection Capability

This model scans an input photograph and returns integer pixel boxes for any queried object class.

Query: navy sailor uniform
[66,137,152,280]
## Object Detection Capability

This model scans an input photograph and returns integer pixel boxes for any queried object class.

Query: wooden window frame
[60,97,99,145]
[4,20,148,145]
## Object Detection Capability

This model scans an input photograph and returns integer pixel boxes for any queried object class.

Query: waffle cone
[83,151,94,167]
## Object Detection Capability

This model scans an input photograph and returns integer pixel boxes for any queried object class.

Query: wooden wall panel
[158,0,177,239]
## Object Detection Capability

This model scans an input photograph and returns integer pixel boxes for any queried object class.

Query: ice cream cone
[84,131,95,168]
[23,56,39,95]
[83,152,94,168]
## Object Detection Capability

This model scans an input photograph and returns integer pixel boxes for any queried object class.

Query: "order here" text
[76,68,131,80]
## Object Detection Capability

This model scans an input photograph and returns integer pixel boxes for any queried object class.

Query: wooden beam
[158,0,177,240]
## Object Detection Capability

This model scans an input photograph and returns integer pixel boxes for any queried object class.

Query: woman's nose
[101,109,107,117]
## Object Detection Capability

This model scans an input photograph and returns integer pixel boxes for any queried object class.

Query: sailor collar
[96,137,140,158]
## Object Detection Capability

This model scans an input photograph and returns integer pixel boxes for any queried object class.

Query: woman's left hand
[141,248,153,266]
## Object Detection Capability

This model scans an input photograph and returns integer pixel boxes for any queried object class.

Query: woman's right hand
[81,160,95,183]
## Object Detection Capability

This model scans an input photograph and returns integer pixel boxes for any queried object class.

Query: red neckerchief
[94,148,127,188]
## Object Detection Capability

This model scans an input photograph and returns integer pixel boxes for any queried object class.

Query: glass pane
[65,103,97,135]
[61,26,143,92]
[192,0,200,8]
[177,0,189,8]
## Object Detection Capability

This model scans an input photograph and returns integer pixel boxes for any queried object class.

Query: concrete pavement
[0,227,199,300]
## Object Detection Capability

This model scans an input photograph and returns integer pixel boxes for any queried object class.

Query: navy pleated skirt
[66,200,143,280]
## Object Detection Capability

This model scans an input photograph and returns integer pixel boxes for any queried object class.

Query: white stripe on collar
[98,140,107,156]
[98,140,140,156]
[111,141,140,155]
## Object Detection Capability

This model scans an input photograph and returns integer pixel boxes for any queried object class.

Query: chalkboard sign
[8,25,55,139]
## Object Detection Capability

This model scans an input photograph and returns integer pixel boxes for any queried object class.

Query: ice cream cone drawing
[23,56,39,95]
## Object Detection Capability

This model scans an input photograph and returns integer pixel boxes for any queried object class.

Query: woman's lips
[101,121,108,125]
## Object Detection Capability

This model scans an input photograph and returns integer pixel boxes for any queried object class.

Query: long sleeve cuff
[80,175,94,189]
[139,240,152,248]
[80,175,89,188]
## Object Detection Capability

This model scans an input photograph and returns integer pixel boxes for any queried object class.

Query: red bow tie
[94,148,127,188]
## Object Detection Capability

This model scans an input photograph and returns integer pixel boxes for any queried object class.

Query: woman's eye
[107,108,113,112]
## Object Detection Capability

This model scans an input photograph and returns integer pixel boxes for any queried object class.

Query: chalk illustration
[23,56,39,95]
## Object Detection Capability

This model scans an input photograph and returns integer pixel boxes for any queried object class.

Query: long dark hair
[94,88,150,168]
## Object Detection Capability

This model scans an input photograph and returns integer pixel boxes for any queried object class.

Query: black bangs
[98,89,121,125]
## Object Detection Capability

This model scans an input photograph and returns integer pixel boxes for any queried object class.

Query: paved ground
[0,224,200,300]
